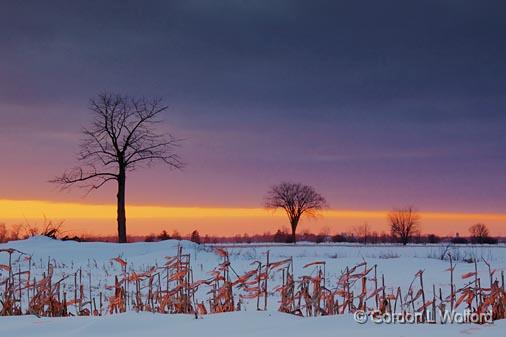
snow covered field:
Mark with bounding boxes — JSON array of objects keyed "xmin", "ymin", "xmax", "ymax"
[
  {"xmin": 2, "ymin": 311, "xmax": 505, "ymax": 337},
  {"xmin": 1, "ymin": 237, "xmax": 505, "ymax": 336}
]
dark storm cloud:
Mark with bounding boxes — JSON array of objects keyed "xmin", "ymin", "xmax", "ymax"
[
  {"xmin": 2, "ymin": 1, "xmax": 505, "ymax": 113},
  {"xmin": 1, "ymin": 0, "xmax": 506, "ymax": 211}
]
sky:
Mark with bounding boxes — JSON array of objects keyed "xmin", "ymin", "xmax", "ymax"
[{"xmin": 1, "ymin": 1, "xmax": 506, "ymax": 236}]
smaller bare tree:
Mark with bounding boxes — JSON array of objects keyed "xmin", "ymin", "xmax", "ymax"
[
  {"xmin": 469, "ymin": 223, "xmax": 490, "ymax": 244},
  {"xmin": 388, "ymin": 207, "xmax": 420, "ymax": 245},
  {"xmin": 264, "ymin": 182, "xmax": 327, "ymax": 243}
]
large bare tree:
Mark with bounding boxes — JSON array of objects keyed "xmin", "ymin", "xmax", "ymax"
[
  {"xmin": 265, "ymin": 182, "xmax": 327, "ymax": 243},
  {"xmin": 388, "ymin": 206, "xmax": 420, "ymax": 245},
  {"xmin": 52, "ymin": 93, "xmax": 183, "ymax": 243}
]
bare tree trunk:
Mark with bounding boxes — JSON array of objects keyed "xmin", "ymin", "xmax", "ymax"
[
  {"xmin": 290, "ymin": 219, "xmax": 298, "ymax": 244},
  {"xmin": 117, "ymin": 167, "xmax": 127, "ymax": 243}
]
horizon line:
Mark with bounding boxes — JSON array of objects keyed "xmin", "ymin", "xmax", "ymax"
[{"xmin": 2, "ymin": 198, "xmax": 506, "ymax": 221}]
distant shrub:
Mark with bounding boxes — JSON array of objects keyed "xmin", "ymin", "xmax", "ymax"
[
  {"xmin": 331, "ymin": 234, "xmax": 347, "ymax": 243},
  {"xmin": 451, "ymin": 236, "xmax": 469, "ymax": 244},
  {"xmin": 61, "ymin": 235, "xmax": 83, "ymax": 242},
  {"xmin": 315, "ymin": 234, "xmax": 325, "ymax": 244},
  {"xmin": 427, "ymin": 234, "xmax": 441, "ymax": 244},
  {"xmin": 473, "ymin": 236, "xmax": 498, "ymax": 245},
  {"xmin": 21, "ymin": 217, "xmax": 64, "ymax": 240},
  {"xmin": 144, "ymin": 234, "xmax": 157, "ymax": 242}
]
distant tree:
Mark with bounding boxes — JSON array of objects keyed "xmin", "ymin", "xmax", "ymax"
[
  {"xmin": 51, "ymin": 93, "xmax": 183, "ymax": 243},
  {"xmin": 273, "ymin": 229, "xmax": 289, "ymax": 243},
  {"xmin": 388, "ymin": 207, "xmax": 421, "ymax": 245},
  {"xmin": 379, "ymin": 231, "xmax": 390, "ymax": 243},
  {"xmin": 469, "ymin": 223, "xmax": 492, "ymax": 244},
  {"xmin": 369, "ymin": 231, "xmax": 379, "ymax": 244},
  {"xmin": 158, "ymin": 230, "xmax": 171, "ymax": 241},
  {"xmin": 316, "ymin": 226, "xmax": 331, "ymax": 244},
  {"xmin": 172, "ymin": 230, "xmax": 182, "ymax": 241},
  {"xmin": 9, "ymin": 224, "xmax": 23, "ymax": 241},
  {"xmin": 242, "ymin": 233, "xmax": 252, "ymax": 244},
  {"xmin": 190, "ymin": 230, "xmax": 201, "ymax": 244},
  {"xmin": 0, "ymin": 223, "xmax": 6, "ymax": 243},
  {"xmin": 300, "ymin": 229, "xmax": 313, "ymax": 242},
  {"xmin": 315, "ymin": 233, "xmax": 326, "ymax": 244},
  {"xmin": 353, "ymin": 222, "xmax": 370, "ymax": 245},
  {"xmin": 264, "ymin": 182, "xmax": 328, "ymax": 243}
]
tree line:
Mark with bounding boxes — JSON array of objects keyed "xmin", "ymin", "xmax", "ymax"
[{"xmin": 0, "ymin": 221, "xmax": 499, "ymax": 245}]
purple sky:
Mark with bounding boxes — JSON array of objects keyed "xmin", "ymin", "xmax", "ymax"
[{"xmin": 1, "ymin": 1, "xmax": 506, "ymax": 214}]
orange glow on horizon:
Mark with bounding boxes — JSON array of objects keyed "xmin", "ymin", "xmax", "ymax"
[{"xmin": 0, "ymin": 199, "xmax": 505, "ymax": 237}]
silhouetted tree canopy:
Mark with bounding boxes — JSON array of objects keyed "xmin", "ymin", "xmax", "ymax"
[
  {"xmin": 52, "ymin": 93, "xmax": 183, "ymax": 243},
  {"xmin": 469, "ymin": 223, "xmax": 495, "ymax": 244},
  {"xmin": 265, "ymin": 182, "xmax": 327, "ymax": 243},
  {"xmin": 388, "ymin": 207, "xmax": 421, "ymax": 245},
  {"xmin": 190, "ymin": 230, "xmax": 201, "ymax": 244}
]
